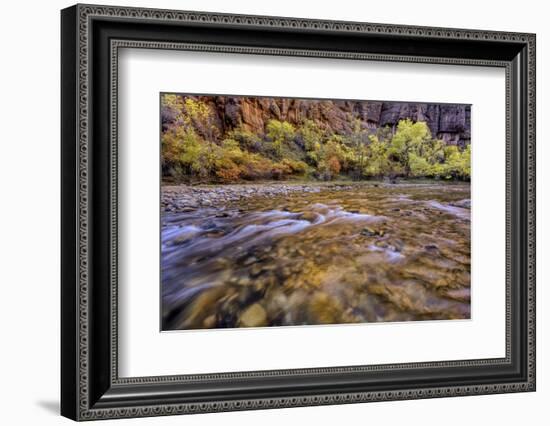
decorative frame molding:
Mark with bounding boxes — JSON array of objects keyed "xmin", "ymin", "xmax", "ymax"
[{"xmin": 61, "ymin": 4, "xmax": 536, "ymax": 421}]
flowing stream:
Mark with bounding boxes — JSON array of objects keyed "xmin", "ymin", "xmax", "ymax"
[{"xmin": 161, "ymin": 182, "xmax": 471, "ymax": 330}]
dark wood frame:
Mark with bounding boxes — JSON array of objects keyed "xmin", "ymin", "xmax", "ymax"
[{"xmin": 61, "ymin": 4, "xmax": 536, "ymax": 421}]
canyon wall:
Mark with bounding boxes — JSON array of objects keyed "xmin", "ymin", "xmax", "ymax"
[{"xmin": 163, "ymin": 95, "xmax": 471, "ymax": 147}]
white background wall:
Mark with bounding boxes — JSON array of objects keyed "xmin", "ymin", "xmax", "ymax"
[{"xmin": 0, "ymin": 0, "xmax": 546, "ymax": 424}]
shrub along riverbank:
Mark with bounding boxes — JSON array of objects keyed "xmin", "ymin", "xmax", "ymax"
[{"xmin": 161, "ymin": 96, "xmax": 470, "ymax": 184}]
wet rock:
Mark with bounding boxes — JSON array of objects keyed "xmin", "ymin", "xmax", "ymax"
[
  {"xmin": 264, "ymin": 289, "xmax": 288, "ymax": 318},
  {"xmin": 261, "ymin": 263, "xmax": 277, "ymax": 272},
  {"xmin": 444, "ymin": 287, "xmax": 471, "ymax": 302},
  {"xmin": 250, "ymin": 263, "xmax": 263, "ymax": 277},
  {"xmin": 388, "ymin": 244, "xmax": 402, "ymax": 253},
  {"xmin": 361, "ymin": 227, "xmax": 379, "ymax": 237},
  {"xmin": 217, "ymin": 311, "xmax": 238, "ymax": 328},
  {"xmin": 213, "ymin": 257, "xmax": 231, "ymax": 267},
  {"xmin": 276, "ymin": 266, "xmax": 293, "ymax": 279},
  {"xmin": 300, "ymin": 211, "xmax": 318, "ymax": 222},
  {"xmin": 202, "ymin": 315, "xmax": 216, "ymax": 328},
  {"xmin": 451, "ymin": 199, "xmax": 471, "ymax": 209},
  {"xmin": 307, "ymin": 292, "xmax": 343, "ymax": 324},
  {"xmin": 237, "ymin": 276, "xmax": 252, "ymax": 286},
  {"xmin": 236, "ymin": 285, "xmax": 261, "ymax": 305},
  {"xmin": 172, "ymin": 233, "xmax": 197, "ymax": 245},
  {"xmin": 243, "ymin": 256, "xmax": 258, "ymax": 266},
  {"xmin": 239, "ymin": 303, "xmax": 268, "ymax": 327},
  {"xmin": 177, "ymin": 287, "xmax": 226, "ymax": 329},
  {"xmin": 374, "ymin": 240, "xmax": 389, "ymax": 248}
]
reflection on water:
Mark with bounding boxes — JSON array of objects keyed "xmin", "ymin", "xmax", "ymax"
[{"xmin": 162, "ymin": 183, "xmax": 471, "ymax": 330}]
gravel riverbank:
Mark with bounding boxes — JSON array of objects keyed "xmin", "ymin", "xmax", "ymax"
[
  {"xmin": 161, "ymin": 182, "xmax": 360, "ymax": 213},
  {"xmin": 161, "ymin": 181, "xmax": 470, "ymax": 214}
]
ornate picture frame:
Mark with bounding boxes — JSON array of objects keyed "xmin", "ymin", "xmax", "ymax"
[{"xmin": 61, "ymin": 4, "xmax": 535, "ymax": 421}]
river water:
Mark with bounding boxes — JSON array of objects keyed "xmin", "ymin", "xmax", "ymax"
[{"xmin": 161, "ymin": 182, "xmax": 471, "ymax": 330}]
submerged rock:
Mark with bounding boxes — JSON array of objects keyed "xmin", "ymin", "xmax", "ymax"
[
  {"xmin": 236, "ymin": 276, "xmax": 251, "ymax": 286},
  {"xmin": 444, "ymin": 288, "xmax": 471, "ymax": 303},
  {"xmin": 307, "ymin": 292, "xmax": 344, "ymax": 324},
  {"xmin": 202, "ymin": 315, "xmax": 216, "ymax": 328},
  {"xmin": 181, "ymin": 206, "xmax": 197, "ymax": 212},
  {"xmin": 300, "ymin": 211, "xmax": 319, "ymax": 222},
  {"xmin": 361, "ymin": 227, "xmax": 379, "ymax": 237},
  {"xmin": 451, "ymin": 199, "xmax": 471, "ymax": 209},
  {"xmin": 243, "ymin": 256, "xmax": 258, "ymax": 266},
  {"xmin": 239, "ymin": 303, "xmax": 268, "ymax": 327}
]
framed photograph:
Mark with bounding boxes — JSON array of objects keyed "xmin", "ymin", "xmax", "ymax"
[{"xmin": 61, "ymin": 4, "xmax": 536, "ymax": 421}]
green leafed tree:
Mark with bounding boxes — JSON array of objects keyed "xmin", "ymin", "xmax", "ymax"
[
  {"xmin": 387, "ymin": 119, "xmax": 433, "ymax": 175},
  {"xmin": 363, "ymin": 135, "xmax": 391, "ymax": 178},
  {"xmin": 442, "ymin": 144, "xmax": 471, "ymax": 180},
  {"xmin": 298, "ymin": 120, "xmax": 325, "ymax": 167},
  {"xmin": 346, "ymin": 118, "xmax": 370, "ymax": 178},
  {"xmin": 266, "ymin": 120, "xmax": 296, "ymax": 159}
]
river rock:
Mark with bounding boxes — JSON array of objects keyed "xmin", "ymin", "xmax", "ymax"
[
  {"xmin": 444, "ymin": 287, "xmax": 471, "ymax": 303},
  {"xmin": 250, "ymin": 263, "xmax": 263, "ymax": 277},
  {"xmin": 172, "ymin": 233, "xmax": 196, "ymax": 245},
  {"xmin": 202, "ymin": 315, "xmax": 216, "ymax": 328},
  {"xmin": 237, "ymin": 276, "xmax": 251, "ymax": 286},
  {"xmin": 300, "ymin": 211, "xmax": 318, "ymax": 222},
  {"xmin": 307, "ymin": 292, "xmax": 343, "ymax": 324},
  {"xmin": 239, "ymin": 303, "xmax": 268, "ymax": 327},
  {"xmin": 451, "ymin": 199, "xmax": 471, "ymax": 209},
  {"xmin": 361, "ymin": 227, "xmax": 379, "ymax": 237},
  {"xmin": 243, "ymin": 256, "xmax": 258, "ymax": 266}
]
